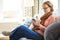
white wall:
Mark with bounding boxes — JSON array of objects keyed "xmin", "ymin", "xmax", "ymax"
[
  {"xmin": 0, "ymin": 0, "xmax": 24, "ymax": 23},
  {"xmin": 0, "ymin": 0, "xmax": 3, "ymax": 19},
  {"xmin": 58, "ymin": 0, "xmax": 60, "ymax": 17}
]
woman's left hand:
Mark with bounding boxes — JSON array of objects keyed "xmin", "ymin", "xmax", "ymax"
[{"xmin": 39, "ymin": 24, "xmax": 46, "ymax": 31}]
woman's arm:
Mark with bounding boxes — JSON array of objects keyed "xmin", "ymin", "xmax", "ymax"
[
  {"xmin": 39, "ymin": 24, "xmax": 46, "ymax": 30},
  {"xmin": 35, "ymin": 24, "xmax": 46, "ymax": 36}
]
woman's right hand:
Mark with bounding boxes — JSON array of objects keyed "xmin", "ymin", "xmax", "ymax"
[
  {"xmin": 35, "ymin": 20, "xmax": 40, "ymax": 26},
  {"xmin": 39, "ymin": 24, "xmax": 46, "ymax": 31}
]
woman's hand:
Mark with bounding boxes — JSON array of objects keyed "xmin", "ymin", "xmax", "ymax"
[
  {"xmin": 35, "ymin": 20, "xmax": 40, "ymax": 26},
  {"xmin": 39, "ymin": 24, "xmax": 46, "ymax": 31}
]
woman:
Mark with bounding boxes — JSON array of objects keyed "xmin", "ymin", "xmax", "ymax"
[
  {"xmin": 32, "ymin": 1, "xmax": 56, "ymax": 40},
  {"xmin": 10, "ymin": 1, "xmax": 55, "ymax": 40}
]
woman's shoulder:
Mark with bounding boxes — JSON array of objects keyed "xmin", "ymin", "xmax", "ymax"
[
  {"xmin": 44, "ymin": 15, "xmax": 56, "ymax": 26},
  {"xmin": 48, "ymin": 15, "xmax": 56, "ymax": 20}
]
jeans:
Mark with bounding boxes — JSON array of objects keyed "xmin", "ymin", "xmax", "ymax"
[
  {"xmin": 9, "ymin": 25, "xmax": 43, "ymax": 40},
  {"xmin": 44, "ymin": 22, "xmax": 60, "ymax": 40}
]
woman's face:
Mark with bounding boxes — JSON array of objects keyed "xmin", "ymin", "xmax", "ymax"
[{"xmin": 42, "ymin": 4, "xmax": 51, "ymax": 13}]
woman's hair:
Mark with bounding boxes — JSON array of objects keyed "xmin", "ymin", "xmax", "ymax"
[
  {"xmin": 43, "ymin": 1, "xmax": 53, "ymax": 12},
  {"xmin": 32, "ymin": 19, "xmax": 36, "ymax": 22}
]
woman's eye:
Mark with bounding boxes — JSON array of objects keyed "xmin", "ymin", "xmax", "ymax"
[{"xmin": 43, "ymin": 7, "xmax": 47, "ymax": 9}]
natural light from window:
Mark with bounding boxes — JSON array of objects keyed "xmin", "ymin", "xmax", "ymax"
[{"xmin": 0, "ymin": 0, "xmax": 24, "ymax": 23}]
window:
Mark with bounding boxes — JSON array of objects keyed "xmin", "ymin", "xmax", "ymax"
[
  {"xmin": 0, "ymin": 0, "xmax": 24, "ymax": 22},
  {"xmin": 0, "ymin": 0, "xmax": 34, "ymax": 23}
]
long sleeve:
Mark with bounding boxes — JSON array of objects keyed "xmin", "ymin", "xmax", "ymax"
[{"xmin": 44, "ymin": 15, "xmax": 56, "ymax": 27}]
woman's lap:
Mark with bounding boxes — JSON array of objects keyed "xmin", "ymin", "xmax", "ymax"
[{"xmin": 10, "ymin": 25, "xmax": 42, "ymax": 40}]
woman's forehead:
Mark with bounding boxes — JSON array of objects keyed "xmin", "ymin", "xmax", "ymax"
[{"xmin": 42, "ymin": 4, "xmax": 49, "ymax": 8}]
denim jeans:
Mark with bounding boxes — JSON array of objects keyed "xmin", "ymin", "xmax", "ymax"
[
  {"xmin": 44, "ymin": 22, "xmax": 60, "ymax": 40},
  {"xmin": 9, "ymin": 25, "xmax": 43, "ymax": 40}
]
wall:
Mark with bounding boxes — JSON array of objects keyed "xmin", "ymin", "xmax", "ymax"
[{"xmin": 58, "ymin": 0, "xmax": 60, "ymax": 17}]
